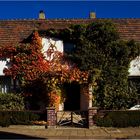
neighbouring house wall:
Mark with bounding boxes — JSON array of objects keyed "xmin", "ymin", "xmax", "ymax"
[{"xmin": 129, "ymin": 56, "xmax": 140, "ymax": 76}]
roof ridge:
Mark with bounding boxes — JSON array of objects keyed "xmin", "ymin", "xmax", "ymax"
[{"xmin": 1, "ymin": 18, "xmax": 140, "ymax": 21}]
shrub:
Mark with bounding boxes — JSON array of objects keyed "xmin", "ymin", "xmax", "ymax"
[
  {"xmin": 94, "ymin": 110, "xmax": 140, "ymax": 127},
  {"xmin": 94, "ymin": 114, "xmax": 113, "ymax": 127},
  {"xmin": 0, "ymin": 93, "xmax": 25, "ymax": 111},
  {"xmin": 0, "ymin": 111, "xmax": 11, "ymax": 127},
  {"xmin": 10, "ymin": 111, "xmax": 39, "ymax": 125},
  {"xmin": 112, "ymin": 114, "xmax": 129, "ymax": 127},
  {"xmin": 0, "ymin": 111, "xmax": 40, "ymax": 127}
]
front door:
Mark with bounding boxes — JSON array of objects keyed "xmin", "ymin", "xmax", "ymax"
[{"xmin": 64, "ymin": 82, "xmax": 80, "ymax": 111}]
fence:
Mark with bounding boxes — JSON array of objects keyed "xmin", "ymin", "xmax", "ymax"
[{"xmin": 0, "ymin": 107, "xmax": 99, "ymax": 128}]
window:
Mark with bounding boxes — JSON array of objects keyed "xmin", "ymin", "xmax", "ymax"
[
  {"xmin": 64, "ymin": 42, "xmax": 75, "ymax": 53},
  {"xmin": 0, "ymin": 76, "xmax": 11, "ymax": 93}
]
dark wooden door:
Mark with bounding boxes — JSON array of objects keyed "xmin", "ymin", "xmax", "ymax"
[{"xmin": 64, "ymin": 82, "xmax": 80, "ymax": 111}]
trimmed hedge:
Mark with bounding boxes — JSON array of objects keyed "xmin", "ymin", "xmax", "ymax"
[
  {"xmin": 0, "ymin": 111, "xmax": 40, "ymax": 127},
  {"xmin": 94, "ymin": 110, "xmax": 140, "ymax": 127}
]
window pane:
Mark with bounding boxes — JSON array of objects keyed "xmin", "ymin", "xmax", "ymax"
[
  {"xmin": 64, "ymin": 43, "xmax": 75, "ymax": 53},
  {"xmin": 0, "ymin": 76, "xmax": 11, "ymax": 93}
]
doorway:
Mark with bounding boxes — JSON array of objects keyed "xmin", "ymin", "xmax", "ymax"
[{"xmin": 64, "ymin": 82, "xmax": 80, "ymax": 111}]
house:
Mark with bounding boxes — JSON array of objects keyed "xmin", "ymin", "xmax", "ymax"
[{"xmin": 0, "ymin": 11, "xmax": 140, "ymax": 110}]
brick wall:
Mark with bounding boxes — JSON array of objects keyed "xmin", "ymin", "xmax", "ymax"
[
  {"xmin": 46, "ymin": 107, "xmax": 56, "ymax": 128},
  {"xmin": 88, "ymin": 107, "xmax": 98, "ymax": 128}
]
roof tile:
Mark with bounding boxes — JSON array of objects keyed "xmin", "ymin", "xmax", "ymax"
[{"xmin": 0, "ymin": 18, "xmax": 140, "ymax": 47}]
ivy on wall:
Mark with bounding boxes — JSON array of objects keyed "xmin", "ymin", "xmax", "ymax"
[
  {"xmin": 0, "ymin": 20, "xmax": 140, "ymax": 110},
  {"xmin": 0, "ymin": 31, "xmax": 90, "ymax": 110},
  {"xmin": 44, "ymin": 20, "xmax": 140, "ymax": 110}
]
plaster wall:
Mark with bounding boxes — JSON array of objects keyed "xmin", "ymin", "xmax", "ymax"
[
  {"xmin": 0, "ymin": 59, "xmax": 10, "ymax": 76},
  {"xmin": 42, "ymin": 37, "xmax": 63, "ymax": 60},
  {"xmin": 80, "ymin": 85, "xmax": 89, "ymax": 111},
  {"xmin": 129, "ymin": 56, "xmax": 140, "ymax": 76}
]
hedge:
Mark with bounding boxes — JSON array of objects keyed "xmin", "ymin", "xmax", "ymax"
[
  {"xmin": 0, "ymin": 111, "xmax": 40, "ymax": 127},
  {"xmin": 94, "ymin": 110, "xmax": 140, "ymax": 127}
]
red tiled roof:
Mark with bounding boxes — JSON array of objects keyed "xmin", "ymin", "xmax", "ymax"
[{"xmin": 0, "ymin": 18, "xmax": 140, "ymax": 47}]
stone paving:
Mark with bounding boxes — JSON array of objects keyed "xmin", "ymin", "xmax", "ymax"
[{"xmin": 0, "ymin": 125, "xmax": 140, "ymax": 139}]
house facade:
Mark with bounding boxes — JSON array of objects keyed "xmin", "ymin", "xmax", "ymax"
[{"xmin": 0, "ymin": 12, "xmax": 140, "ymax": 110}]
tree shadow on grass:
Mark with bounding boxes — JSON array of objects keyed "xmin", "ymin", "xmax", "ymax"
[{"xmin": 0, "ymin": 131, "xmax": 46, "ymax": 139}]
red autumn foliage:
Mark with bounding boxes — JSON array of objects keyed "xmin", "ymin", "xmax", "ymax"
[
  {"xmin": 0, "ymin": 31, "xmax": 89, "ymax": 92},
  {"xmin": 0, "ymin": 31, "xmax": 90, "ymax": 108}
]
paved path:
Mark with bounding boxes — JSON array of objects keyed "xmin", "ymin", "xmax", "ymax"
[{"xmin": 0, "ymin": 125, "xmax": 140, "ymax": 139}]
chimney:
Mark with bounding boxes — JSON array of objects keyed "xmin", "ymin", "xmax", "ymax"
[
  {"xmin": 89, "ymin": 12, "xmax": 96, "ymax": 19},
  {"xmin": 39, "ymin": 10, "xmax": 45, "ymax": 19}
]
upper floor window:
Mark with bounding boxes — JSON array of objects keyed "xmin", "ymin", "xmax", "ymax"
[
  {"xmin": 64, "ymin": 42, "xmax": 75, "ymax": 53},
  {"xmin": 0, "ymin": 76, "xmax": 11, "ymax": 93}
]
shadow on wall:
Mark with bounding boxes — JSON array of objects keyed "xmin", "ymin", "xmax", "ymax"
[{"xmin": 0, "ymin": 131, "xmax": 46, "ymax": 139}]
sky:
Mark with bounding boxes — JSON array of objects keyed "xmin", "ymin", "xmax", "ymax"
[{"xmin": 0, "ymin": 1, "xmax": 140, "ymax": 19}]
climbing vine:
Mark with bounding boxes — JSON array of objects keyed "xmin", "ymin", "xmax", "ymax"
[
  {"xmin": 1, "ymin": 20, "xmax": 140, "ymax": 110},
  {"xmin": 0, "ymin": 31, "xmax": 89, "ymax": 110},
  {"xmin": 44, "ymin": 20, "xmax": 140, "ymax": 110}
]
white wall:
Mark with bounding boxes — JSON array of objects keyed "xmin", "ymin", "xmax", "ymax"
[
  {"xmin": 0, "ymin": 59, "xmax": 11, "ymax": 93},
  {"xmin": 1, "ymin": 38, "xmax": 140, "ymax": 77},
  {"xmin": 42, "ymin": 37, "xmax": 140, "ymax": 76},
  {"xmin": 0, "ymin": 37, "xmax": 63, "ymax": 75},
  {"xmin": 0, "ymin": 59, "xmax": 10, "ymax": 76},
  {"xmin": 42, "ymin": 37, "xmax": 64, "ymax": 60},
  {"xmin": 80, "ymin": 85, "xmax": 89, "ymax": 111},
  {"xmin": 129, "ymin": 56, "xmax": 140, "ymax": 76}
]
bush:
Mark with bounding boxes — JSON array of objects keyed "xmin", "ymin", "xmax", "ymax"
[
  {"xmin": 10, "ymin": 111, "xmax": 39, "ymax": 125},
  {"xmin": 112, "ymin": 114, "xmax": 129, "ymax": 127},
  {"xmin": 94, "ymin": 114, "xmax": 113, "ymax": 127},
  {"xmin": 0, "ymin": 111, "xmax": 40, "ymax": 127},
  {"xmin": 0, "ymin": 93, "xmax": 25, "ymax": 110},
  {"xmin": 94, "ymin": 110, "xmax": 140, "ymax": 127},
  {"xmin": 0, "ymin": 112, "xmax": 11, "ymax": 127}
]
